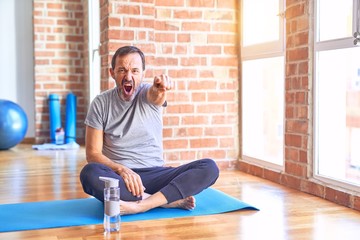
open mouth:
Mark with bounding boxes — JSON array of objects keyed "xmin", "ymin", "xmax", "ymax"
[
  {"xmin": 124, "ymin": 84, "xmax": 132, "ymax": 94},
  {"xmin": 122, "ymin": 79, "xmax": 134, "ymax": 98}
]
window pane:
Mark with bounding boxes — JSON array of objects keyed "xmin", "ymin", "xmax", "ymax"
[
  {"xmin": 316, "ymin": 47, "xmax": 360, "ymax": 186},
  {"xmin": 242, "ymin": 0, "xmax": 280, "ymax": 46},
  {"xmin": 242, "ymin": 57, "xmax": 284, "ymax": 165},
  {"xmin": 317, "ymin": 0, "xmax": 353, "ymax": 41}
]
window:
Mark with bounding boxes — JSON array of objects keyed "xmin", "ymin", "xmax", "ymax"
[
  {"xmin": 241, "ymin": 0, "xmax": 285, "ymax": 167},
  {"xmin": 315, "ymin": 0, "xmax": 360, "ymax": 188},
  {"xmin": 88, "ymin": 0, "xmax": 101, "ymax": 102}
]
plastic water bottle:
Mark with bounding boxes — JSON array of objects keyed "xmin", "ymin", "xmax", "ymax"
[
  {"xmin": 100, "ymin": 177, "xmax": 121, "ymax": 233},
  {"xmin": 55, "ymin": 127, "xmax": 64, "ymax": 145}
]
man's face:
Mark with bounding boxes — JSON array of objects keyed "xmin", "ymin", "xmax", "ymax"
[{"xmin": 110, "ymin": 53, "xmax": 144, "ymax": 101}]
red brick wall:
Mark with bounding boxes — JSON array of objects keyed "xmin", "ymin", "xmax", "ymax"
[
  {"xmin": 33, "ymin": 0, "xmax": 87, "ymax": 143},
  {"xmin": 238, "ymin": 0, "xmax": 360, "ymax": 211},
  {"xmin": 100, "ymin": 0, "xmax": 240, "ymax": 167}
]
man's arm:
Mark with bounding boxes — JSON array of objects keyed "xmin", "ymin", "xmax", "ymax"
[
  {"xmin": 85, "ymin": 125, "xmax": 144, "ymax": 197},
  {"xmin": 85, "ymin": 125, "xmax": 121, "ymax": 170},
  {"xmin": 147, "ymin": 74, "xmax": 172, "ymax": 106}
]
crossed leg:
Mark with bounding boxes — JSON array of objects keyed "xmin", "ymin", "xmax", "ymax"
[{"xmin": 119, "ymin": 192, "xmax": 196, "ymax": 215}]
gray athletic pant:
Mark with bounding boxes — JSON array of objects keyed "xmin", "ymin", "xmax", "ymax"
[{"xmin": 80, "ymin": 158, "xmax": 219, "ymax": 203}]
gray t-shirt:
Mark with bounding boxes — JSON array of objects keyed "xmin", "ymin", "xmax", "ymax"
[{"xmin": 85, "ymin": 83, "xmax": 164, "ymax": 168}]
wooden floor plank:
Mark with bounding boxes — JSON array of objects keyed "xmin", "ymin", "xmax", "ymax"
[{"xmin": 1, "ymin": 144, "xmax": 360, "ymax": 239}]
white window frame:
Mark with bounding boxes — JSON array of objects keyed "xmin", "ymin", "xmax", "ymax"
[
  {"xmin": 313, "ymin": 0, "xmax": 360, "ymax": 191},
  {"xmin": 240, "ymin": 0, "xmax": 286, "ymax": 170},
  {"xmin": 88, "ymin": 0, "xmax": 101, "ymax": 102},
  {"xmin": 241, "ymin": 0, "xmax": 285, "ymax": 60}
]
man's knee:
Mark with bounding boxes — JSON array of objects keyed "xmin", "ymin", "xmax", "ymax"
[
  {"xmin": 199, "ymin": 158, "xmax": 220, "ymax": 182},
  {"xmin": 80, "ymin": 163, "xmax": 101, "ymax": 183},
  {"xmin": 186, "ymin": 158, "xmax": 219, "ymax": 195}
]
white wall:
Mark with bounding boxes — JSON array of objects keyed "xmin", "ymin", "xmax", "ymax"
[{"xmin": 0, "ymin": 0, "xmax": 35, "ymax": 138}]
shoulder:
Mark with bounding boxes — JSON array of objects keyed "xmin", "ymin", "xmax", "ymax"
[
  {"xmin": 87, "ymin": 88, "xmax": 118, "ymax": 117},
  {"xmin": 92, "ymin": 88, "xmax": 117, "ymax": 104},
  {"xmin": 139, "ymin": 82, "xmax": 151, "ymax": 92}
]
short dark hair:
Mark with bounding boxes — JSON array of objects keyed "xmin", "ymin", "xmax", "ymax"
[{"xmin": 111, "ymin": 46, "xmax": 146, "ymax": 71}]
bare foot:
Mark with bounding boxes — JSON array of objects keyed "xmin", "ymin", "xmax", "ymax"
[
  {"xmin": 119, "ymin": 194, "xmax": 195, "ymax": 215},
  {"xmin": 120, "ymin": 200, "xmax": 143, "ymax": 215},
  {"xmin": 162, "ymin": 196, "xmax": 196, "ymax": 210}
]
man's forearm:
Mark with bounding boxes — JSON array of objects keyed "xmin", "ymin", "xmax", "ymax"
[
  {"xmin": 86, "ymin": 152, "xmax": 124, "ymax": 173},
  {"xmin": 147, "ymin": 85, "xmax": 166, "ymax": 106}
]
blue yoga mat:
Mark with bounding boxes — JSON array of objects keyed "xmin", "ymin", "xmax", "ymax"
[
  {"xmin": 0, "ymin": 188, "xmax": 258, "ymax": 232},
  {"xmin": 48, "ymin": 93, "xmax": 61, "ymax": 144},
  {"xmin": 65, "ymin": 92, "xmax": 77, "ymax": 143}
]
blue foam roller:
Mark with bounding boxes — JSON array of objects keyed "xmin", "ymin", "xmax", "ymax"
[
  {"xmin": 48, "ymin": 94, "xmax": 61, "ymax": 143},
  {"xmin": 65, "ymin": 92, "xmax": 77, "ymax": 143}
]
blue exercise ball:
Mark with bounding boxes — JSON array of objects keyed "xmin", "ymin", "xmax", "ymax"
[{"xmin": 0, "ymin": 99, "xmax": 28, "ymax": 150}]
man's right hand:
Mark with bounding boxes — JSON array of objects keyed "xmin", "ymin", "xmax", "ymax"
[{"xmin": 116, "ymin": 166, "xmax": 145, "ymax": 198}]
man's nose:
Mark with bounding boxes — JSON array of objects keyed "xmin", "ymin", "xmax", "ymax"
[{"xmin": 125, "ymin": 70, "xmax": 132, "ymax": 80}]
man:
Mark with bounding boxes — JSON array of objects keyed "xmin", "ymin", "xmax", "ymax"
[{"xmin": 80, "ymin": 46, "xmax": 219, "ymax": 215}]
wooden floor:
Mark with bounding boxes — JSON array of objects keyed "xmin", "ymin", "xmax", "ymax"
[{"xmin": 1, "ymin": 145, "xmax": 360, "ymax": 239}]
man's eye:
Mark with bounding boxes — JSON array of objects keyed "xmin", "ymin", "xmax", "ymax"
[{"xmin": 119, "ymin": 69, "xmax": 125, "ymax": 73}]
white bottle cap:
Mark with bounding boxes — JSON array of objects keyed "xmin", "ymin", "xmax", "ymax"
[{"xmin": 99, "ymin": 176, "xmax": 119, "ymax": 188}]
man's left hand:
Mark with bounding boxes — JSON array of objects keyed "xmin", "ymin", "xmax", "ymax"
[{"xmin": 153, "ymin": 74, "xmax": 173, "ymax": 92}]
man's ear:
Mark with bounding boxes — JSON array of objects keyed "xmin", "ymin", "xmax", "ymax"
[{"xmin": 109, "ymin": 67, "xmax": 115, "ymax": 79}]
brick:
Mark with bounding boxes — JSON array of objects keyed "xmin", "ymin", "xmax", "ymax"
[
  {"xmin": 198, "ymin": 149, "xmax": 227, "ymax": 159},
  {"xmin": 155, "ymin": 21, "xmax": 180, "ymax": 31},
  {"xmin": 163, "ymin": 116, "xmax": 180, "ymax": 125},
  {"xmin": 155, "ymin": 32, "xmax": 176, "ymax": 42},
  {"xmin": 286, "ymin": 119, "xmax": 308, "ymax": 134},
  {"xmin": 204, "ymin": 10, "xmax": 234, "ymax": 20},
  {"xmin": 219, "ymin": 137, "xmax": 236, "ymax": 148},
  {"xmin": 212, "ymin": 115, "xmax": 237, "ymax": 124},
  {"xmin": 285, "ymin": 133, "xmax": 302, "ymax": 148},
  {"xmin": 166, "ymin": 104, "xmax": 195, "ymax": 114},
  {"xmin": 280, "ymin": 174, "xmax": 301, "ymax": 190},
  {"xmin": 208, "ymin": 92, "xmax": 235, "ymax": 102},
  {"xmin": 354, "ymin": 196, "xmax": 360, "ymax": 211},
  {"xmin": 211, "ymin": 57, "xmax": 238, "ymax": 67},
  {"xmin": 295, "ymin": 91, "xmax": 306, "ymax": 104},
  {"xmin": 182, "ymin": 22, "xmax": 211, "ymax": 31},
  {"xmin": 285, "ymin": 161, "xmax": 307, "ymax": 178},
  {"xmin": 154, "ymin": 57, "xmax": 178, "ymax": 66},
  {"xmin": 163, "ymin": 139, "xmax": 188, "ymax": 149},
  {"xmin": 197, "ymin": 104, "xmax": 225, "ymax": 113},
  {"xmin": 285, "ymin": 148, "xmax": 299, "ymax": 161},
  {"xmin": 294, "ymin": 32, "xmax": 308, "ymax": 46},
  {"xmin": 287, "ymin": 47, "xmax": 308, "ymax": 62},
  {"xmin": 301, "ymin": 180, "xmax": 325, "ymax": 197},
  {"xmin": 286, "ymin": 3, "xmax": 305, "ymax": 19},
  {"xmin": 325, "ymin": 187, "xmax": 351, "ymax": 207},
  {"xmin": 156, "ymin": 0, "xmax": 184, "ymax": 7},
  {"xmin": 212, "ymin": 22, "xmax": 237, "ymax": 32},
  {"xmin": 180, "ymin": 151, "xmax": 197, "ymax": 160},
  {"xmin": 199, "ymin": 70, "xmax": 214, "ymax": 78},
  {"xmin": 264, "ymin": 169, "xmax": 282, "ymax": 184},
  {"xmin": 175, "ymin": 45, "xmax": 188, "ymax": 54},
  {"xmin": 115, "ymin": 5, "xmax": 140, "ymax": 15},
  {"xmin": 205, "ymin": 127, "xmax": 233, "ymax": 136},
  {"xmin": 208, "ymin": 33, "xmax": 236, "ymax": 44},
  {"xmin": 173, "ymin": 10, "xmax": 202, "ymax": 19},
  {"xmin": 194, "ymin": 46, "xmax": 221, "ymax": 54},
  {"xmin": 182, "ymin": 115, "xmax": 209, "ymax": 125},
  {"xmin": 180, "ymin": 57, "xmax": 206, "ymax": 66},
  {"xmin": 187, "ymin": 0, "xmax": 214, "ymax": 8},
  {"xmin": 177, "ymin": 34, "xmax": 190, "ymax": 42},
  {"xmin": 217, "ymin": 0, "xmax": 237, "ymax": 9},
  {"xmin": 190, "ymin": 138, "xmax": 218, "ymax": 148}
]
